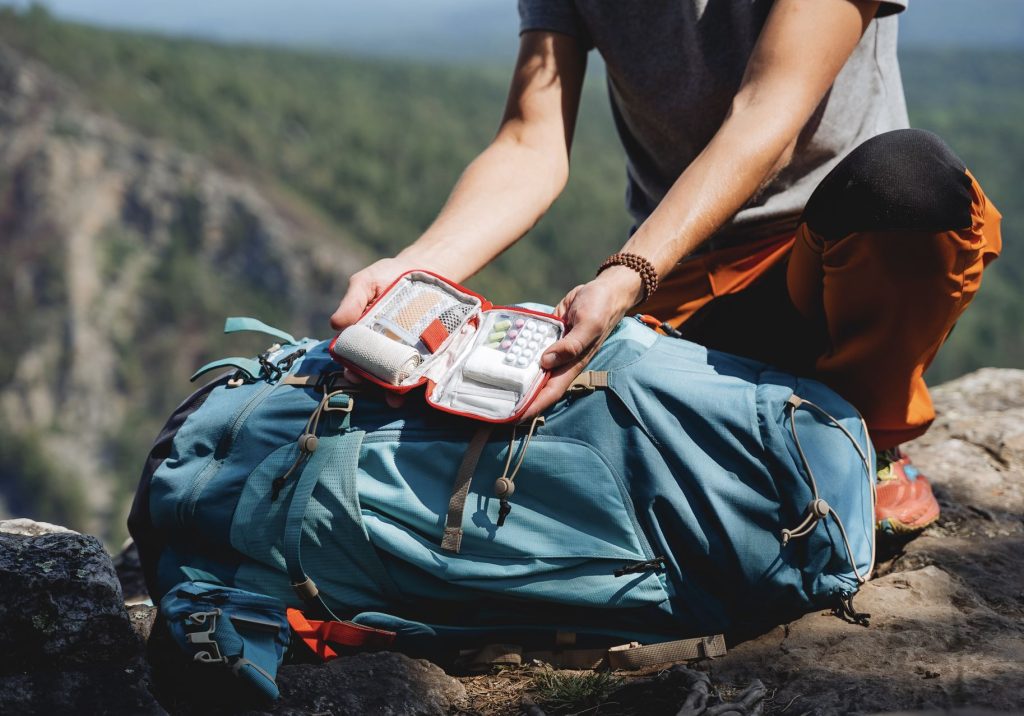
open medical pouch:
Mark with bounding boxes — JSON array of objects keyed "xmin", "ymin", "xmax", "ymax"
[{"xmin": 329, "ymin": 270, "xmax": 564, "ymax": 422}]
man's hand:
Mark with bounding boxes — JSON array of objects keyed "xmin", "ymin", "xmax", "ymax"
[
  {"xmin": 330, "ymin": 256, "xmax": 422, "ymax": 332},
  {"xmin": 331, "ymin": 256, "xmax": 424, "ymax": 408},
  {"xmin": 523, "ymin": 266, "xmax": 643, "ymax": 418}
]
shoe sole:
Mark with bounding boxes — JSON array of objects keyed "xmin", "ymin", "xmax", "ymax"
[{"xmin": 876, "ymin": 509, "xmax": 940, "ymax": 535}]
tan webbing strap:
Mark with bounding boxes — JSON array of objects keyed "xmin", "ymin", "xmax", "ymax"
[
  {"xmin": 524, "ymin": 648, "xmax": 610, "ymax": 670},
  {"xmin": 605, "ymin": 634, "xmax": 727, "ymax": 670},
  {"xmin": 465, "ymin": 634, "xmax": 726, "ymax": 672},
  {"xmin": 459, "ymin": 644, "xmax": 524, "ymax": 672},
  {"xmin": 282, "ymin": 374, "xmax": 319, "ymax": 386},
  {"xmin": 282, "ymin": 372, "xmax": 360, "ymax": 390},
  {"xmin": 441, "ymin": 425, "xmax": 495, "ymax": 553},
  {"xmin": 566, "ymin": 370, "xmax": 610, "ymax": 394}
]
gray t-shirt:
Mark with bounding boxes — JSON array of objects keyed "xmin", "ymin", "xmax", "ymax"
[{"xmin": 519, "ymin": 0, "xmax": 910, "ymax": 251}]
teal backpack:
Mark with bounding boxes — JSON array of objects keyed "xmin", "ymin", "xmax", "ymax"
[{"xmin": 129, "ymin": 313, "xmax": 876, "ymax": 666}]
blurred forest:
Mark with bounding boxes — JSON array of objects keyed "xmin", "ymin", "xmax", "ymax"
[{"xmin": 0, "ymin": 7, "xmax": 1019, "ymax": 537}]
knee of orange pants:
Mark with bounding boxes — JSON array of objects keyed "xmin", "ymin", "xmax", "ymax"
[{"xmin": 788, "ymin": 168, "xmax": 1001, "ymax": 449}]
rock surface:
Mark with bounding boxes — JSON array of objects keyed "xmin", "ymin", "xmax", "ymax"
[
  {"xmin": 709, "ymin": 368, "xmax": 1024, "ymax": 715},
  {"xmin": 0, "ymin": 524, "xmax": 165, "ymax": 714},
  {"xmin": 270, "ymin": 652, "xmax": 467, "ymax": 716},
  {"xmin": 148, "ymin": 649, "xmax": 467, "ymax": 716}
]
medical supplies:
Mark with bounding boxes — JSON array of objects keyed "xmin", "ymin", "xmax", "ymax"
[{"xmin": 329, "ymin": 270, "xmax": 564, "ymax": 422}]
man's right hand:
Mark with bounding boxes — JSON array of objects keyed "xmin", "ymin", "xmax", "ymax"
[{"xmin": 329, "ymin": 256, "xmax": 420, "ymax": 332}]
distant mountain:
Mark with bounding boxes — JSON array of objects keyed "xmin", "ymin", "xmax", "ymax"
[
  {"xmin": 2, "ymin": 0, "xmax": 1021, "ymax": 61},
  {"xmin": 0, "ymin": 32, "xmax": 368, "ymax": 540}
]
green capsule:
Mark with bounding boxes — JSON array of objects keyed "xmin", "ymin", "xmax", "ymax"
[
  {"xmin": 488, "ymin": 331, "xmax": 507, "ymax": 342},
  {"xmin": 493, "ymin": 319, "xmax": 512, "ymax": 331}
]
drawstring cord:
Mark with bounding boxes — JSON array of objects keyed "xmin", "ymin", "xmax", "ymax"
[
  {"xmin": 494, "ymin": 414, "xmax": 546, "ymax": 527},
  {"xmin": 270, "ymin": 389, "xmax": 348, "ymax": 502},
  {"xmin": 781, "ymin": 394, "xmax": 875, "ymax": 624}
]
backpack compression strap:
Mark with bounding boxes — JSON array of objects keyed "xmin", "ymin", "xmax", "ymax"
[
  {"xmin": 283, "ymin": 391, "xmax": 397, "ymax": 620},
  {"xmin": 567, "ymin": 371, "xmax": 610, "ymax": 394},
  {"xmin": 441, "ymin": 425, "xmax": 496, "ymax": 553},
  {"xmin": 463, "ymin": 634, "xmax": 726, "ymax": 671},
  {"xmin": 286, "ymin": 608, "xmax": 395, "ymax": 661}
]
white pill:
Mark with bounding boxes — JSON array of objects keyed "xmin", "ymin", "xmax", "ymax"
[
  {"xmin": 526, "ymin": 320, "xmax": 537, "ymax": 330},
  {"xmin": 520, "ymin": 330, "xmax": 532, "ymax": 340},
  {"xmin": 517, "ymin": 356, "xmax": 529, "ymax": 367},
  {"xmin": 504, "ymin": 353, "xmax": 516, "ymax": 364},
  {"xmin": 511, "ymin": 346, "xmax": 521, "ymax": 355},
  {"xmin": 528, "ymin": 341, "xmax": 539, "ymax": 350}
]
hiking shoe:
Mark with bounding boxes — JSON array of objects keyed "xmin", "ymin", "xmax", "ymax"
[{"xmin": 875, "ymin": 448, "xmax": 940, "ymax": 535}]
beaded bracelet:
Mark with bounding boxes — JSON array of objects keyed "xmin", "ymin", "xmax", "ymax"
[{"xmin": 596, "ymin": 252, "xmax": 659, "ymax": 305}]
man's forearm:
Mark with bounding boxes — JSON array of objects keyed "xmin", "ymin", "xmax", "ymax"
[
  {"xmin": 398, "ymin": 31, "xmax": 585, "ymax": 283},
  {"xmin": 398, "ymin": 136, "xmax": 567, "ymax": 283},
  {"xmin": 618, "ymin": 0, "xmax": 878, "ymax": 281},
  {"xmin": 619, "ymin": 103, "xmax": 801, "ymax": 280}
]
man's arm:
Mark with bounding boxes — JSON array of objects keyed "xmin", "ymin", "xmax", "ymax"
[
  {"xmin": 330, "ymin": 31, "xmax": 586, "ymax": 330},
  {"xmin": 617, "ymin": 0, "xmax": 882, "ymax": 280},
  {"xmin": 530, "ymin": 0, "xmax": 882, "ymax": 414}
]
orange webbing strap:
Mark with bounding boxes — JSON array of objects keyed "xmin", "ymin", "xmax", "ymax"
[
  {"xmin": 637, "ymin": 314, "xmax": 683, "ymax": 338},
  {"xmin": 286, "ymin": 608, "xmax": 396, "ymax": 661},
  {"xmin": 637, "ymin": 314, "xmax": 664, "ymax": 331}
]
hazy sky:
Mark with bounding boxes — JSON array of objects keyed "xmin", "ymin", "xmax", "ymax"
[{"xmin": 4, "ymin": 0, "xmax": 1022, "ymax": 59}]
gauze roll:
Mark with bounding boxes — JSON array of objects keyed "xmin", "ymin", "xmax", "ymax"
[
  {"xmin": 334, "ymin": 324, "xmax": 421, "ymax": 385},
  {"xmin": 462, "ymin": 347, "xmax": 539, "ymax": 394}
]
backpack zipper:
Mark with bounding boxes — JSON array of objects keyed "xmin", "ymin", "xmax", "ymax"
[{"xmin": 181, "ymin": 379, "xmax": 278, "ymax": 526}]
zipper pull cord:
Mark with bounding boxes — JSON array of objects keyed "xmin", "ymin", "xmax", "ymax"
[
  {"xmin": 614, "ymin": 556, "xmax": 667, "ymax": 578},
  {"xmin": 833, "ymin": 589, "xmax": 871, "ymax": 626},
  {"xmin": 782, "ymin": 396, "xmax": 873, "ymax": 587},
  {"xmin": 271, "ymin": 391, "xmax": 330, "ymax": 502},
  {"xmin": 495, "ymin": 414, "xmax": 545, "ymax": 528}
]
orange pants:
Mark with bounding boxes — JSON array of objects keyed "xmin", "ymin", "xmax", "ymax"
[{"xmin": 637, "ymin": 131, "xmax": 1002, "ymax": 449}]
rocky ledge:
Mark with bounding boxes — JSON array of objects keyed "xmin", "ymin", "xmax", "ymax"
[{"xmin": 1, "ymin": 368, "xmax": 1022, "ymax": 715}]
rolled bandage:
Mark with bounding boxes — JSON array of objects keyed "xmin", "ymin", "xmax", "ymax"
[
  {"xmin": 334, "ymin": 324, "xmax": 421, "ymax": 385},
  {"xmin": 462, "ymin": 347, "xmax": 539, "ymax": 394}
]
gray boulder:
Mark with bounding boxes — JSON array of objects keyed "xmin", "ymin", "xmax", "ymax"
[
  {"xmin": 0, "ymin": 520, "xmax": 165, "ymax": 714},
  {"xmin": 269, "ymin": 652, "xmax": 467, "ymax": 716}
]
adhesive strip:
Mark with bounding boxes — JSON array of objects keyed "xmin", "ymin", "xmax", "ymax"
[
  {"xmin": 394, "ymin": 290, "xmax": 442, "ymax": 331},
  {"xmin": 334, "ymin": 324, "xmax": 421, "ymax": 385}
]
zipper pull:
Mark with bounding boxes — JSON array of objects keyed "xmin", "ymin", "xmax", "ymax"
[
  {"xmin": 832, "ymin": 590, "xmax": 871, "ymax": 626},
  {"xmin": 270, "ymin": 476, "xmax": 287, "ymax": 502},
  {"xmin": 496, "ymin": 499, "xmax": 512, "ymax": 527},
  {"xmin": 614, "ymin": 556, "xmax": 667, "ymax": 577}
]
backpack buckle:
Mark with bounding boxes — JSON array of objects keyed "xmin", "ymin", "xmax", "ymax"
[
  {"xmin": 324, "ymin": 391, "xmax": 355, "ymax": 414},
  {"xmin": 185, "ymin": 609, "xmax": 228, "ymax": 664}
]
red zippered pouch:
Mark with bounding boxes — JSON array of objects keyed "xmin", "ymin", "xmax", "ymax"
[{"xmin": 328, "ymin": 270, "xmax": 564, "ymax": 423}]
